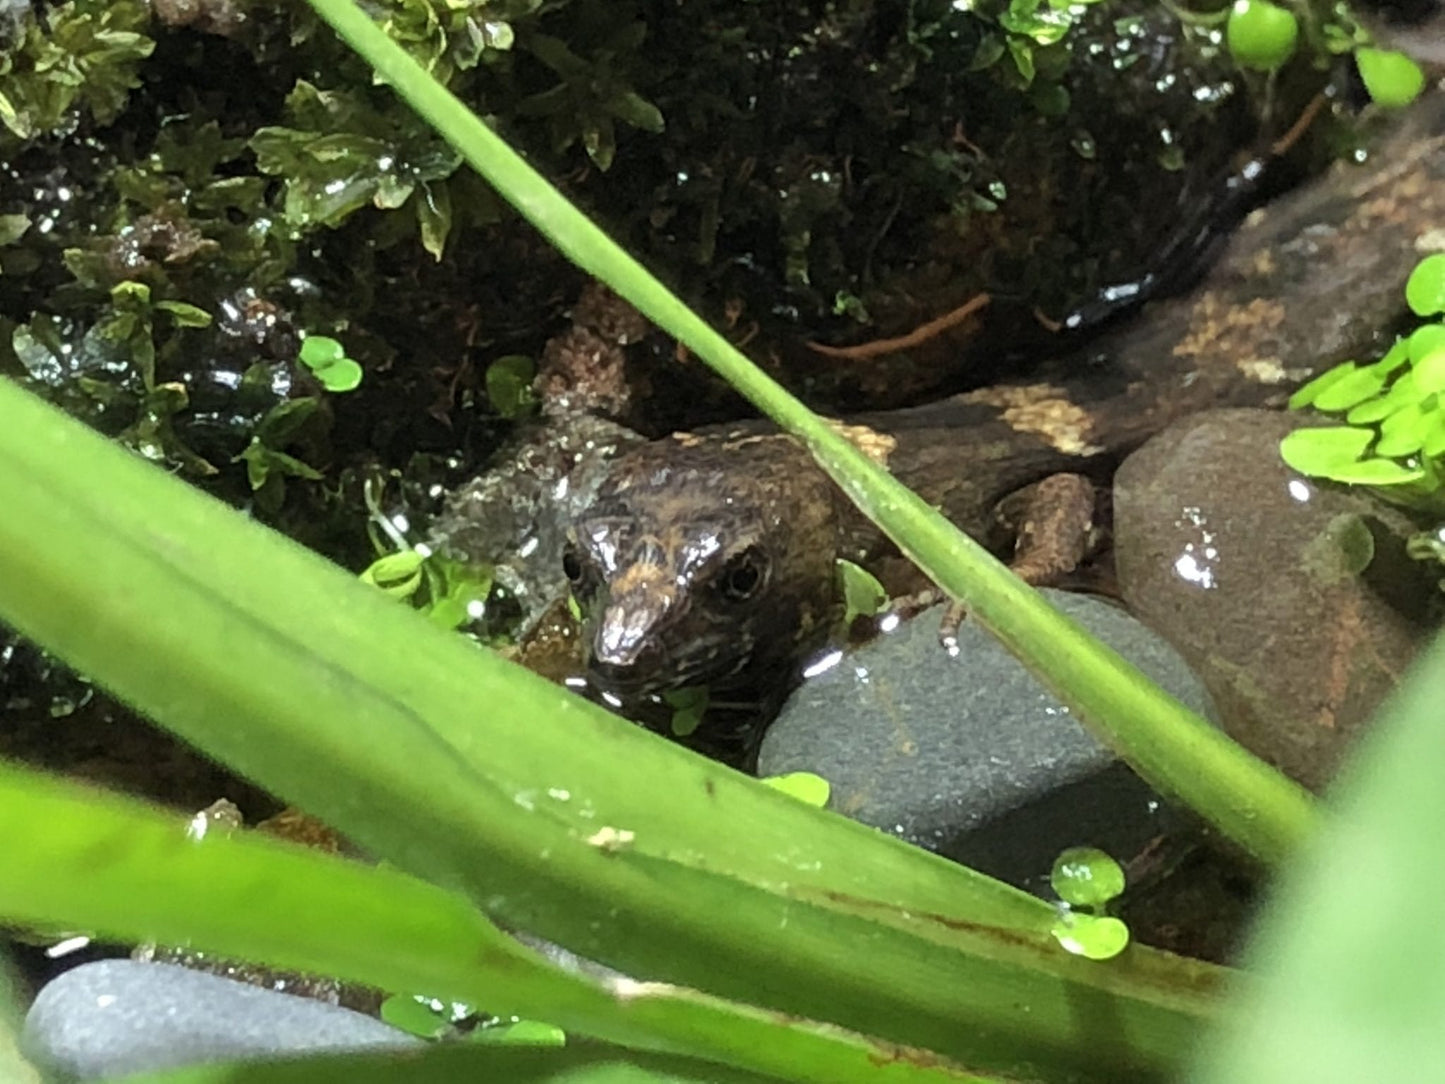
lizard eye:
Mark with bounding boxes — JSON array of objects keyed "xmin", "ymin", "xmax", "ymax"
[{"xmin": 718, "ymin": 547, "xmax": 769, "ymax": 602}]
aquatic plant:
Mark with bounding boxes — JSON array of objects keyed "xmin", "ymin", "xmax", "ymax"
[
  {"xmin": 0, "ymin": 1, "xmax": 1442, "ymax": 1081},
  {"xmin": 1283, "ymin": 253, "xmax": 1445, "ymax": 508}
]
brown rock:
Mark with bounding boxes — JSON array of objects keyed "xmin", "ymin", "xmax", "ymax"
[{"xmin": 1113, "ymin": 408, "xmax": 1438, "ymax": 790}]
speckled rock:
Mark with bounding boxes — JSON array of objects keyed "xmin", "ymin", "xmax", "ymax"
[
  {"xmin": 24, "ymin": 961, "xmax": 416, "ymax": 1080},
  {"xmin": 1113, "ymin": 408, "xmax": 1437, "ymax": 791},
  {"xmin": 757, "ymin": 589, "xmax": 1216, "ymax": 894}
]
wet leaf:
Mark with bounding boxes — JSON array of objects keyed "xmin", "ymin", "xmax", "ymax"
[
  {"xmin": 1279, "ymin": 426, "xmax": 1373, "ymax": 477},
  {"xmin": 1356, "ymin": 47, "xmax": 1426, "ymax": 109},
  {"xmin": 1310, "ymin": 365, "xmax": 1387, "ymax": 412},
  {"xmin": 837, "ymin": 559, "xmax": 887, "ymax": 624},
  {"xmin": 316, "ymin": 357, "xmax": 364, "ymax": 392},
  {"xmin": 1345, "ymin": 396, "xmax": 1399, "ymax": 425},
  {"xmin": 361, "ymin": 551, "xmax": 427, "ymax": 600},
  {"xmin": 1051, "ymin": 913, "xmax": 1130, "ymax": 960},
  {"xmin": 607, "ymin": 90, "xmax": 664, "ymax": 133},
  {"xmin": 1407, "ymin": 323, "xmax": 1445, "ymax": 363},
  {"xmin": 1226, "ymin": 0, "xmax": 1299, "ymax": 72},
  {"xmin": 1051, "ymin": 847, "xmax": 1125, "ymax": 908},
  {"xmin": 1375, "ymin": 403, "xmax": 1432, "ymax": 457},
  {"xmin": 300, "ymin": 335, "xmax": 347, "ymax": 369},
  {"xmin": 380, "ymin": 993, "xmax": 452, "ymax": 1039},
  {"xmin": 663, "ymin": 686, "xmax": 708, "ymax": 737},
  {"xmin": 1407, "ymin": 255, "xmax": 1445, "ymax": 318},
  {"xmin": 255, "ymin": 397, "xmax": 321, "ymax": 445},
  {"xmin": 1414, "ymin": 349, "xmax": 1445, "ymax": 396},
  {"xmin": 1318, "ymin": 458, "xmax": 1426, "ymax": 486},
  {"xmin": 0, "ymin": 215, "xmax": 30, "ymax": 247},
  {"xmin": 1288, "ymin": 362, "xmax": 1358, "ymax": 410},
  {"xmin": 1370, "ymin": 338, "xmax": 1411, "ymax": 377},
  {"xmin": 415, "ymin": 177, "xmax": 453, "ymax": 259},
  {"xmin": 485, "ymin": 355, "xmax": 537, "ymax": 418},
  {"xmin": 154, "ymin": 301, "xmax": 212, "ymax": 328}
]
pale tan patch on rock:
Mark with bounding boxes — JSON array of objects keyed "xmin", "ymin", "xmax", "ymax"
[
  {"xmin": 1415, "ymin": 227, "xmax": 1445, "ymax": 255},
  {"xmin": 1173, "ymin": 292, "xmax": 1288, "ymax": 382},
  {"xmin": 1250, "ymin": 249, "xmax": 1276, "ymax": 277},
  {"xmin": 1236, "ymin": 357, "xmax": 1294, "ymax": 384},
  {"xmin": 1356, "ymin": 170, "xmax": 1428, "ymax": 230},
  {"xmin": 962, "ymin": 383, "xmax": 1103, "ymax": 455},
  {"xmin": 720, "ymin": 432, "xmax": 784, "ymax": 452},
  {"xmin": 825, "ymin": 419, "xmax": 897, "ymax": 466},
  {"xmin": 671, "ymin": 431, "xmax": 706, "ymax": 448}
]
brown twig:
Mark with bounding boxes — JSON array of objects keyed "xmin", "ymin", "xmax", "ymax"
[
  {"xmin": 805, "ymin": 292, "xmax": 991, "ymax": 361},
  {"xmin": 1271, "ymin": 91, "xmax": 1328, "ymax": 158}
]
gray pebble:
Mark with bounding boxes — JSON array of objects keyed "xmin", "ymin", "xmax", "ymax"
[
  {"xmin": 24, "ymin": 960, "xmax": 417, "ymax": 1080},
  {"xmin": 758, "ymin": 589, "xmax": 1216, "ymax": 893}
]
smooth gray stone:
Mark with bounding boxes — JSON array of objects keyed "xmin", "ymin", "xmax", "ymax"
[
  {"xmin": 24, "ymin": 960, "xmax": 417, "ymax": 1080},
  {"xmin": 758, "ymin": 589, "xmax": 1216, "ymax": 893}
]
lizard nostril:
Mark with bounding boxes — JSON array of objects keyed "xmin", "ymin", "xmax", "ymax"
[{"xmin": 562, "ymin": 545, "xmax": 584, "ymax": 585}]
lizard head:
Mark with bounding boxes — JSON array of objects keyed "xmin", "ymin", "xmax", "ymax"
[{"xmin": 564, "ymin": 432, "xmax": 843, "ymax": 701}]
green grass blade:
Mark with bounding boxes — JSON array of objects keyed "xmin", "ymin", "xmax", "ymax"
[
  {"xmin": 1189, "ymin": 627, "xmax": 1445, "ymax": 1081},
  {"xmin": 0, "ymin": 952, "xmax": 44, "ymax": 1084},
  {"xmin": 117, "ymin": 1042, "xmax": 813, "ymax": 1083},
  {"xmin": 0, "ymin": 371, "xmax": 1221, "ymax": 1080},
  {"xmin": 0, "ymin": 760, "xmax": 987, "ymax": 1084},
  {"xmin": 301, "ymin": 0, "xmax": 1316, "ymax": 865}
]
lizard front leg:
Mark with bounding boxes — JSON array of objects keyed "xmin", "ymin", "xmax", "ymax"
[{"xmin": 938, "ymin": 472, "xmax": 1103, "ymax": 653}]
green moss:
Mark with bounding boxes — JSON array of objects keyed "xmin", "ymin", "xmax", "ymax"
[{"xmin": 0, "ymin": 0, "xmax": 154, "ymax": 144}]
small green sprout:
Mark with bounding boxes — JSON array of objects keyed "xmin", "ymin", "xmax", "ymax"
[
  {"xmin": 484, "ymin": 354, "xmax": 538, "ymax": 418},
  {"xmin": 298, "ymin": 334, "xmax": 364, "ymax": 392},
  {"xmin": 1048, "ymin": 847, "xmax": 1130, "ymax": 961},
  {"xmin": 380, "ymin": 997, "xmax": 564, "ymax": 1046},
  {"xmin": 360, "ymin": 549, "xmax": 492, "ymax": 629},
  {"xmin": 837, "ymin": 559, "xmax": 888, "ymax": 625},
  {"xmin": 1282, "ymin": 254, "xmax": 1445, "ymax": 510},
  {"xmin": 1051, "ymin": 846, "xmax": 1126, "ymax": 908},
  {"xmin": 1406, "ymin": 254, "xmax": 1445, "ymax": 318},
  {"xmin": 760, "ymin": 772, "xmax": 831, "ymax": 808},
  {"xmin": 379, "ymin": 993, "xmax": 454, "ymax": 1039},
  {"xmin": 1355, "ymin": 47, "xmax": 1427, "ymax": 110},
  {"xmin": 663, "ymin": 686, "xmax": 709, "ymax": 737},
  {"xmin": 1225, "ymin": 0, "xmax": 1299, "ymax": 72}
]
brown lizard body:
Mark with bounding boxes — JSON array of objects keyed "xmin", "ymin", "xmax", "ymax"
[{"xmin": 562, "ymin": 96, "xmax": 1445, "ymax": 706}]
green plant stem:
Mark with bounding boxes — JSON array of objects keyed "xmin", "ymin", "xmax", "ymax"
[
  {"xmin": 304, "ymin": 0, "xmax": 1318, "ymax": 865},
  {"xmin": 0, "ymin": 761, "xmax": 985, "ymax": 1084}
]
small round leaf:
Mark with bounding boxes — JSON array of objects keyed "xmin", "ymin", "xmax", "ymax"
[
  {"xmin": 1310, "ymin": 365, "xmax": 1387, "ymax": 412},
  {"xmin": 1288, "ymin": 362, "xmax": 1358, "ymax": 411},
  {"xmin": 1406, "ymin": 255, "xmax": 1445, "ymax": 318},
  {"xmin": 1370, "ymin": 338, "xmax": 1411, "ymax": 377},
  {"xmin": 1321, "ymin": 458, "xmax": 1426, "ymax": 486},
  {"xmin": 1051, "ymin": 913, "xmax": 1131, "ymax": 960},
  {"xmin": 1226, "ymin": 0, "xmax": 1299, "ymax": 71},
  {"xmin": 1415, "ymin": 349, "xmax": 1445, "ymax": 395},
  {"xmin": 299, "ymin": 335, "xmax": 345, "ymax": 369},
  {"xmin": 1279, "ymin": 426, "xmax": 1373, "ymax": 477},
  {"xmin": 316, "ymin": 357, "xmax": 363, "ymax": 392},
  {"xmin": 1356, "ymin": 48, "xmax": 1426, "ymax": 110},
  {"xmin": 1050, "ymin": 847, "xmax": 1126, "ymax": 908}
]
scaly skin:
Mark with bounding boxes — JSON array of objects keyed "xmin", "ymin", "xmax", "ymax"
[{"xmin": 565, "ymin": 99, "xmax": 1445, "ymax": 704}]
